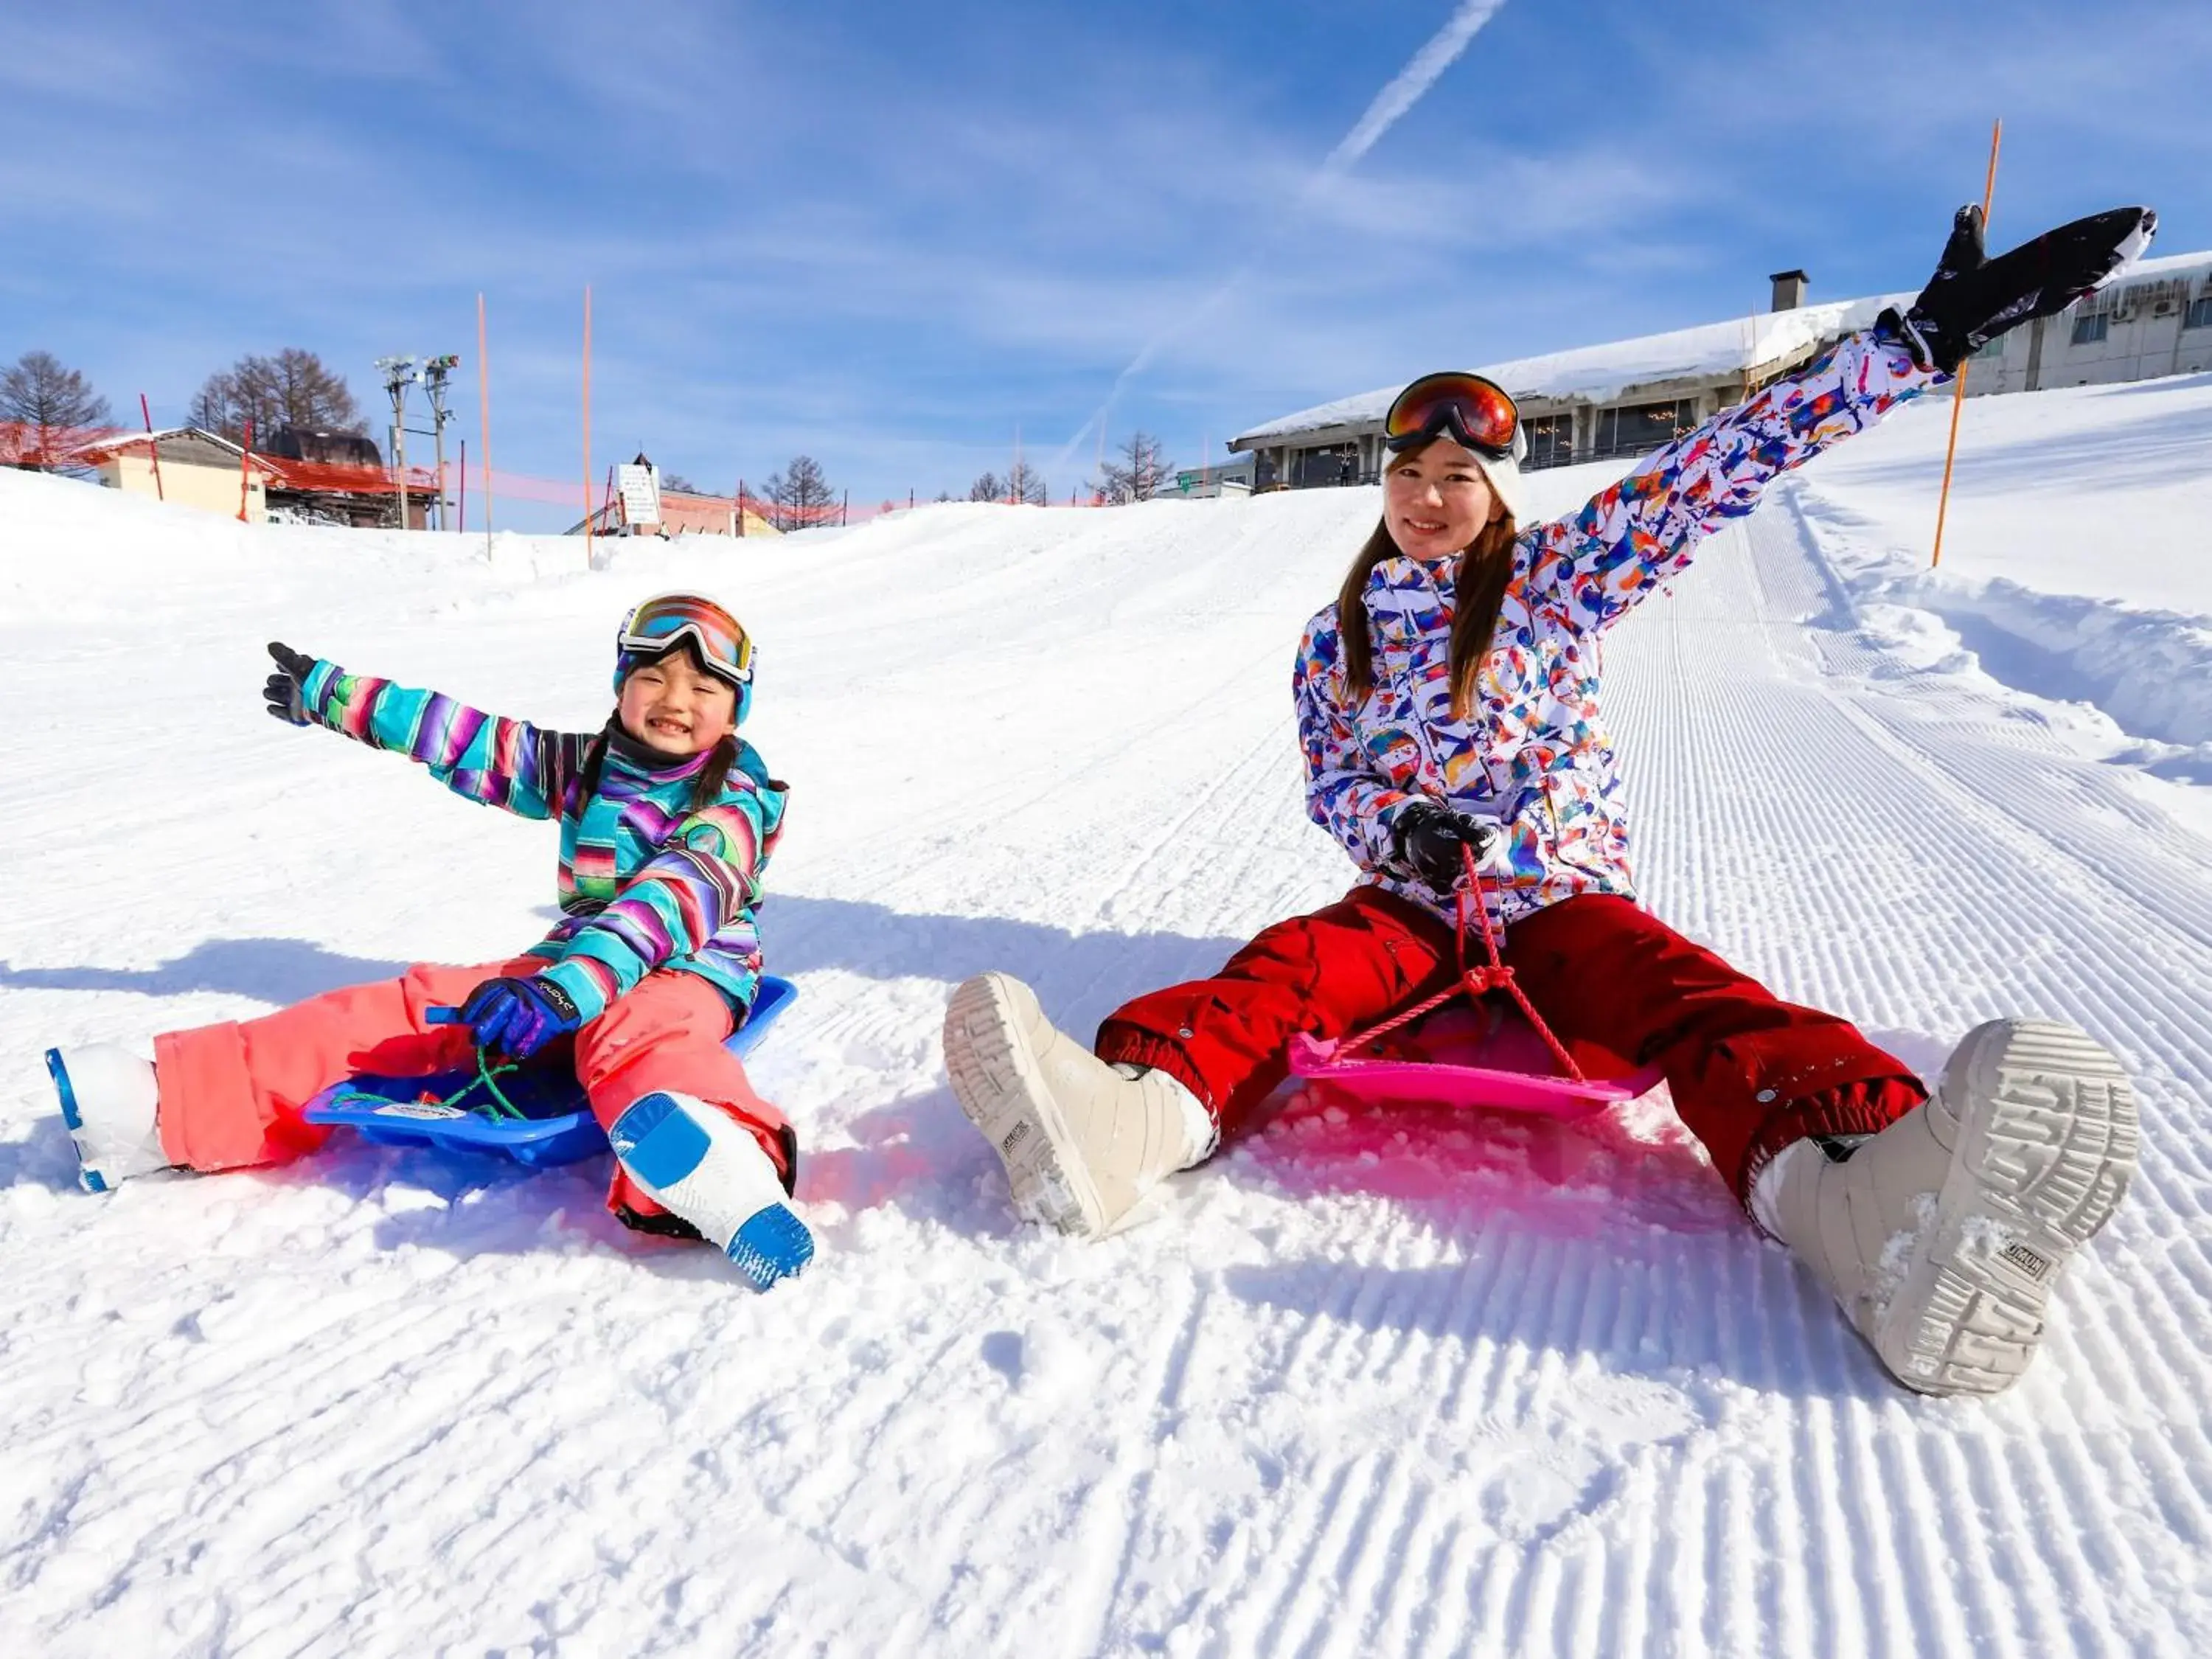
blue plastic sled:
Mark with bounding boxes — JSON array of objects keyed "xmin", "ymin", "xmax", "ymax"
[{"xmin": 302, "ymin": 975, "xmax": 799, "ymax": 1169}]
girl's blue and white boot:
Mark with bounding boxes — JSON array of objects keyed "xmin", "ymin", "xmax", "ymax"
[
  {"xmin": 607, "ymin": 1091, "xmax": 813, "ymax": 1290},
  {"xmin": 48, "ymin": 1045, "xmax": 170, "ymax": 1193}
]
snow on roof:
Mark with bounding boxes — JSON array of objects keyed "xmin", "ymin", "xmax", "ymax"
[
  {"xmin": 2110, "ymin": 247, "xmax": 2212, "ymax": 281},
  {"xmin": 1234, "ymin": 292, "xmax": 1912, "ymax": 446},
  {"xmin": 1234, "ymin": 246, "xmax": 2212, "ymax": 448}
]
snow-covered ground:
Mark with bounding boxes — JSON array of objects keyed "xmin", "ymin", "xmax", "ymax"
[{"xmin": 4, "ymin": 374, "xmax": 2211, "ymax": 1657}]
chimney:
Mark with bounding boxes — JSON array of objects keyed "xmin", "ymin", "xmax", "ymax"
[{"xmin": 1770, "ymin": 268, "xmax": 1809, "ymax": 312}]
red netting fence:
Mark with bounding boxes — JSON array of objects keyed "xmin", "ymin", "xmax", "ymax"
[{"xmin": 5, "ymin": 421, "xmax": 1117, "ymax": 532}]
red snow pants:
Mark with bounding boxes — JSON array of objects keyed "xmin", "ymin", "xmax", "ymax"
[
  {"xmin": 1094, "ymin": 885, "xmax": 1927, "ymax": 1205},
  {"xmin": 153, "ymin": 958, "xmax": 791, "ymax": 1231}
]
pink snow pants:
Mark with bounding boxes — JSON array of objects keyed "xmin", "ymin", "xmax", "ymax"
[
  {"xmin": 153, "ymin": 958, "xmax": 790, "ymax": 1229},
  {"xmin": 1096, "ymin": 885, "xmax": 1927, "ymax": 1206}
]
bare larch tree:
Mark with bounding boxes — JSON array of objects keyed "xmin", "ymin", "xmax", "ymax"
[
  {"xmin": 1, "ymin": 350, "xmax": 114, "ymax": 469},
  {"xmin": 192, "ymin": 349, "xmax": 364, "ymax": 446},
  {"xmin": 765, "ymin": 455, "xmax": 838, "ymax": 530},
  {"xmin": 1096, "ymin": 431, "xmax": 1173, "ymax": 504}
]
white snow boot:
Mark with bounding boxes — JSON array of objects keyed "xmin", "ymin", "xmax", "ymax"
[
  {"xmin": 48, "ymin": 1045, "xmax": 170, "ymax": 1193},
  {"xmin": 942, "ymin": 972, "xmax": 1215, "ymax": 1238},
  {"xmin": 1753, "ymin": 1018, "xmax": 2137, "ymax": 1398},
  {"xmin": 606, "ymin": 1092, "xmax": 813, "ymax": 1290}
]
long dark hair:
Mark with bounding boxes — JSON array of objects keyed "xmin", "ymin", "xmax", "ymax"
[{"xmin": 1335, "ymin": 459, "xmax": 1519, "ymax": 721}]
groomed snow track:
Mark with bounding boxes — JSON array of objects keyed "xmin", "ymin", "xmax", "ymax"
[{"xmin": 1, "ymin": 451, "xmax": 2207, "ymax": 1657}]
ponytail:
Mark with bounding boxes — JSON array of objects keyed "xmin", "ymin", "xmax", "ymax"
[
  {"xmin": 1335, "ymin": 512, "xmax": 1520, "ymax": 722},
  {"xmin": 690, "ymin": 734, "xmax": 740, "ymax": 811}
]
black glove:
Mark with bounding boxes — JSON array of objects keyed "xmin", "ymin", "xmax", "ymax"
[
  {"xmin": 1391, "ymin": 799, "xmax": 1500, "ymax": 897},
  {"xmin": 1881, "ymin": 204, "xmax": 2155, "ymax": 374},
  {"xmin": 264, "ymin": 641, "xmax": 316, "ymax": 726}
]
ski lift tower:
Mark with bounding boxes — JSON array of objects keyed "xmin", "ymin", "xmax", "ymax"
[
  {"xmin": 421, "ymin": 353, "xmax": 461, "ymax": 530},
  {"xmin": 377, "ymin": 355, "xmax": 420, "ymax": 529}
]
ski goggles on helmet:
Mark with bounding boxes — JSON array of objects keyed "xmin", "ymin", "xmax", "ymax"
[
  {"xmin": 615, "ymin": 592, "xmax": 754, "ymax": 686},
  {"xmin": 1382, "ymin": 371, "xmax": 1520, "ymax": 459}
]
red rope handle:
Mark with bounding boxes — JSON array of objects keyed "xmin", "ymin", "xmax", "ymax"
[{"xmin": 1332, "ymin": 841, "xmax": 1587, "ymax": 1084}]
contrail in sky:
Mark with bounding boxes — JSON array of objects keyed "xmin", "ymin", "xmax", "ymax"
[
  {"xmin": 1317, "ymin": 0, "xmax": 1510, "ymax": 184},
  {"xmin": 1058, "ymin": 0, "xmax": 1512, "ymax": 476}
]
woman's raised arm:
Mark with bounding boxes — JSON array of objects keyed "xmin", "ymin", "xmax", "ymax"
[
  {"xmin": 1531, "ymin": 328, "xmax": 1935, "ymax": 632},
  {"xmin": 1530, "ymin": 202, "xmax": 2153, "ymax": 633}
]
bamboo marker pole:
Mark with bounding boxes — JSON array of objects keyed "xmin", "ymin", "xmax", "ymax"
[
  {"xmin": 582, "ymin": 285, "xmax": 594, "ymax": 563},
  {"xmin": 477, "ymin": 293, "xmax": 493, "ymax": 554},
  {"xmin": 139, "ymin": 394, "xmax": 164, "ymax": 501},
  {"xmin": 1931, "ymin": 118, "xmax": 2003, "ymax": 571}
]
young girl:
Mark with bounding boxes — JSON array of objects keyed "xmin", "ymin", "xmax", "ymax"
[
  {"xmin": 943, "ymin": 204, "xmax": 2153, "ymax": 1396},
  {"xmin": 52, "ymin": 591, "xmax": 813, "ymax": 1290}
]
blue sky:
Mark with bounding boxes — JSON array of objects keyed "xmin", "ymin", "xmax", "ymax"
[{"xmin": 4, "ymin": 1, "xmax": 2208, "ymax": 524}]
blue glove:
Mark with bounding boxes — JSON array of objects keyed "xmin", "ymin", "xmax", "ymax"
[{"xmin": 458, "ymin": 975, "xmax": 582, "ymax": 1059}]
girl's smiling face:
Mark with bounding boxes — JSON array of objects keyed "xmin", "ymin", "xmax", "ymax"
[
  {"xmin": 616, "ymin": 647, "xmax": 740, "ymax": 758},
  {"xmin": 1382, "ymin": 436, "xmax": 1500, "ymax": 563}
]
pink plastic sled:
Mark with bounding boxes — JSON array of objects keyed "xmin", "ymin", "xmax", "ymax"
[{"xmin": 1288, "ymin": 849, "xmax": 1662, "ymax": 1122}]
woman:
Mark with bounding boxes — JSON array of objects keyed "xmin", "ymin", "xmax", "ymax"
[{"xmin": 942, "ymin": 204, "xmax": 2154, "ymax": 1397}]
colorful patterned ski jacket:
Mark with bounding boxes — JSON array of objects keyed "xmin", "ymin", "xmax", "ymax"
[
  {"xmin": 297, "ymin": 659, "xmax": 786, "ymax": 1024},
  {"xmin": 1296, "ymin": 327, "xmax": 1941, "ymax": 927}
]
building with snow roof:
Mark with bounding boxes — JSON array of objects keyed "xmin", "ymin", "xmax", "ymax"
[
  {"xmin": 90, "ymin": 426, "xmax": 440, "ymax": 526},
  {"xmin": 89, "ymin": 428, "xmax": 273, "ymax": 520},
  {"xmin": 1232, "ymin": 251, "xmax": 2212, "ymax": 490}
]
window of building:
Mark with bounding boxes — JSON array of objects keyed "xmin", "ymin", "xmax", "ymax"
[
  {"xmin": 1592, "ymin": 399, "xmax": 1695, "ymax": 459},
  {"xmin": 1292, "ymin": 445, "xmax": 1361, "ymax": 490},
  {"xmin": 2070, "ymin": 311, "xmax": 2110, "ymax": 347},
  {"xmin": 2185, "ymin": 295, "xmax": 2212, "ymax": 331},
  {"xmin": 1974, "ymin": 334, "xmax": 2007, "ymax": 360},
  {"xmin": 1522, "ymin": 414, "xmax": 1573, "ymax": 469}
]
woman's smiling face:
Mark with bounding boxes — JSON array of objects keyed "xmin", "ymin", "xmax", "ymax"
[{"xmin": 1382, "ymin": 436, "xmax": 1498, "ymax": 563}]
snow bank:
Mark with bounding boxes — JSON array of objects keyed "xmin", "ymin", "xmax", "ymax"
[{"xmin": 1784, "ymin": 372, "xmax": 2212, "ymax": 776}]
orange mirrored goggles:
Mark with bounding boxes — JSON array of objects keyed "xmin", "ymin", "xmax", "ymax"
[
  {"xmin": 616, "ymin": 592, "xmax": 754, "ymax": 685},
  {"xmin": 1382, "ymin": 371, "xmax": 1520, "ymax": 459}
]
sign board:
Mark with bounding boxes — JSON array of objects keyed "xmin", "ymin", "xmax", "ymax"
[{"xmin": 616, "ymin": 463, "xmax": 662, "ymax": 528}]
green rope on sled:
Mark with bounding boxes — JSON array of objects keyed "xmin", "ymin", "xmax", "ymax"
[{"xmin": 431, "ymin": 1045, "xmax": 529, "ymax": 1121}]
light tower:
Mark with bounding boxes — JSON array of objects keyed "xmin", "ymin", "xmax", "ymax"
[
  {"xmin": 377, "ymin": 355, "xmax": 420, "ymax": 528},
  {"xmin": 421, "ymin": 353, "xmax": 460, "ymax": 530}
]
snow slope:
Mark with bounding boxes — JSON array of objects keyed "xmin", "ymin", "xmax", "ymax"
[{"xmin": 3, "ymin": 377, "xmax": 2211, "ymax": 1658}]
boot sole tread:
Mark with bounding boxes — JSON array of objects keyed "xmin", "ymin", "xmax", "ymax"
[
  {"xmin": 1877, "ymin": 1020, "xmax": 2138, "ymax": 1397},
  {"xmin": 942, "ymin": 975, "xmax": 1105, "ymax": 1237}
]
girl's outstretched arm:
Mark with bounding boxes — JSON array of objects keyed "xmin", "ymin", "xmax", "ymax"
[
  {"xmin": 289, "ymin": 653, "xmax": 590, "ymax": 820},
  {"xmin": 1530, "ymin": 327, "xmax": 1937, "ymax": 631},
  {"xmin": 1535, "ymin": 201, "xmax": 2154, "ymax": 633},
  {"xmin": 535, "ymin": 785, "xmax": 783, "ymax": 1024},
  {"xmin": 1296, "ymin": 608, "xmax": 1416, "ymax": 874}
]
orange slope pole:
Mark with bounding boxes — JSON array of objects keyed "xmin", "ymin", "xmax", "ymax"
[
  {"xmin": 1931, "ymin": 118, "xmax": 2003, "ymax": 571},
  {"xmin": 139, "ymin": 393, "xmax": 164, "ymax": 501},
  {"xmin": 582, "ymin": 285, "xmax": 594, "ymax": 561}
]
